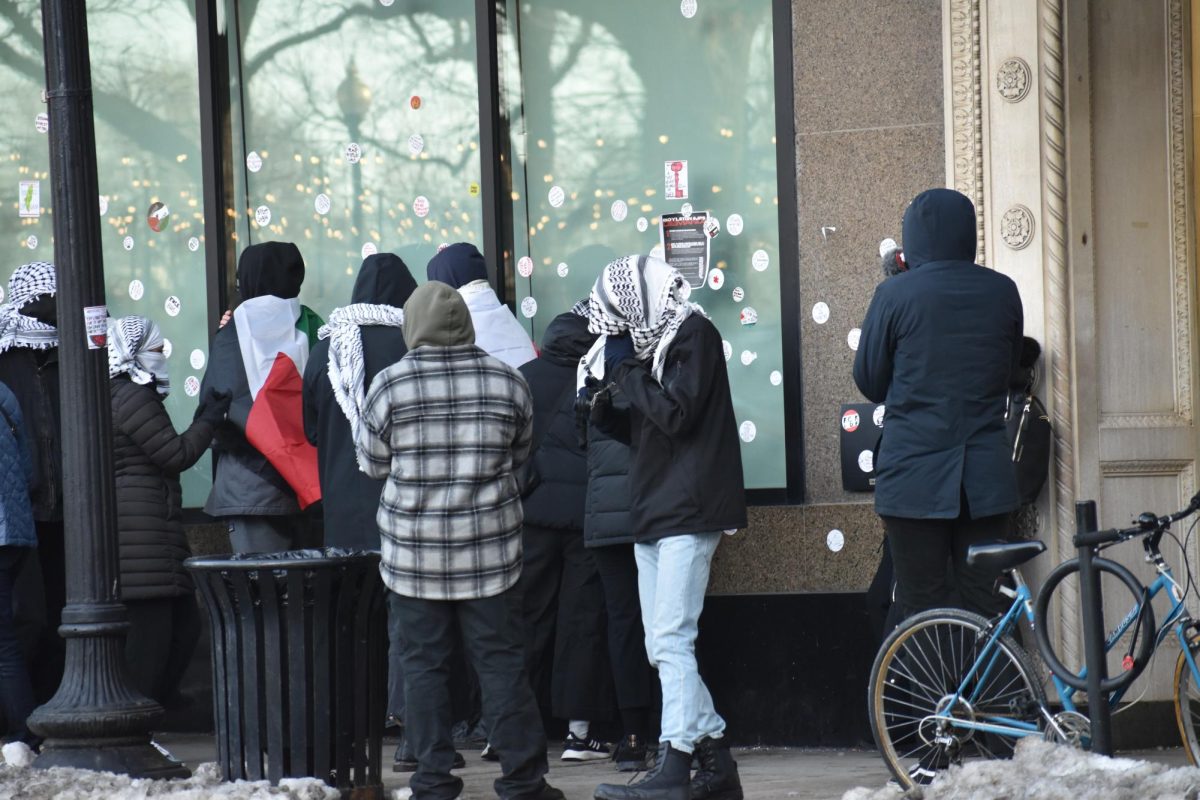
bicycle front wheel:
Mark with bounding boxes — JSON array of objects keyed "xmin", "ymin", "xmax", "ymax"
[
  {"xmin": 1174, "ymin": 643, "xmax": 1200, "ymax": 765},
  {"xmin": 869, "ymin": 608, "xmax": 1047, "ymax": 790}
]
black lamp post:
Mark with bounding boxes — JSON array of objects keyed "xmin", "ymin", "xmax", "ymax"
[
  {"xmin": 28, "ymin": 0, "xmax": 187, "ymax": 778},
  {"xmin": 337, "ymin": 59, "xmax": 372, "ymax": 252}
]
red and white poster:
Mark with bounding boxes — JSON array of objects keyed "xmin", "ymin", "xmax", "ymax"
[{"xmin": 664, "ymin": 160, "xmax": 688, "ymax": 200}]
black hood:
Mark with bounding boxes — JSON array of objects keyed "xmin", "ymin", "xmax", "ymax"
[
  {"xmin": 539, "ymin": 312, "xmax": 596, "ymax": 367},
  {"xmin": 426, "ymin": 243, "xmax": 488, "ymax": 289},
  {"xmin": 351, "ymin": 253, "xmax": 418, "ymax": 307},
  {"xmin": 237, "ymin": 242, "xmax": 305, "ymax": 300},
  {"xmin": 901, "ymin": 189, "xmax": 977, "ymax": 269}
]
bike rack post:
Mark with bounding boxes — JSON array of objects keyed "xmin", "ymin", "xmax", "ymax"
[{"xmin": 1075, "ymin": 500, "xmax": 1113, "ymax": 755}]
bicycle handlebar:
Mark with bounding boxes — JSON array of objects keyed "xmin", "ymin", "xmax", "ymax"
[{"xmin": 1071, "ymin": 492, "xmax": 1200, "ymax": 548}]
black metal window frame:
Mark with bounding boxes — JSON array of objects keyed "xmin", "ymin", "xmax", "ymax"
[{"xmin": 193, "ymin": 0, "xmax": 804, "ymax": 506}]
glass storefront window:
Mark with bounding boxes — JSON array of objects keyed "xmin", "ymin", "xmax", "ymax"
[{"xmin": 503, "ymin": 1, "xmax": 787, "ymax": 489}]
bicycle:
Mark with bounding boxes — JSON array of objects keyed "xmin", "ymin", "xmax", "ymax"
[{"xmin": 867, "ymin": 493, "xmax": 1200, "ymax": 789}]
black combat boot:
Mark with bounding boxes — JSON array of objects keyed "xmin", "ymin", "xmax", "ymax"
[
  {"xmin": 689, "ymin": 736, "xmax": 743, "ymax": 800},
  {"xmin": 594, "ymin": 742, "xmax": 691, "ymax": 800}
]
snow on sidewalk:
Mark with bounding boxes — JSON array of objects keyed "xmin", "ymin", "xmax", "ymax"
[{"xmin": 842, "ymin": 739, "xmax": 1200, "ymax": 800}]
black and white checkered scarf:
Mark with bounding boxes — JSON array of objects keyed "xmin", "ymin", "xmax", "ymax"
[
  {"xmin": 107, "ymin": 315, "xmax": 170, "ymax": 396},
  {"xmin": 0, "ymin": 261, "xmax": 57, "ymax": 354}
]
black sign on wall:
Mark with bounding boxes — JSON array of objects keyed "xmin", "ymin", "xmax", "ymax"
[{"xmin": 840, "ymin": 402, "xmax": 885, "ymax": 492}]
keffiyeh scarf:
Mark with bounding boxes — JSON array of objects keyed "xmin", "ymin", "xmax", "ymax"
[
  {"xmin": 0, "ymin": 261, "xmax": 57, "ymax": 354},
  {"xmin": 584, "ymin": 255, "xmax": 703, "ymax": 383},
  {"xmin": 317, "ymin": 303, "xmax": 405, "ymax": 471},
  {"xmin": 107, "ymin": 315, "xmax": 170, "ymax": 396}
]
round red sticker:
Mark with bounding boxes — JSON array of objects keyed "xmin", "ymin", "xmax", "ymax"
[{"xmin": 841, "ymin": 409, "xmax": 860, "ymax": 432}]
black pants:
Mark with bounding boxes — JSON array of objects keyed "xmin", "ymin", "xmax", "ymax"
[
  {"xmin": 590, "ymin": 543, "xmax": 653, "ymax": 721},
  {"xmin": 519, "ymin": 526, "xmax": 613, "ymax": 722},
  {"xmin": 883, "ymin": 501, "xmax": 1013, "ymax": 622},
  {"xmin": 13, "ymin": 520, "xmax": 65, "ymax": 704},
  {"xmin": 124, "ymin": 594, "xmax": 201, "ymax": 705},
  {"xmin": 391, "ymin": 587, "xmax": 549, "ymax": 800}
]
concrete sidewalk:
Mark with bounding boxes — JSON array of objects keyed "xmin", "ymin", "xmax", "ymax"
[{"xmin": 152, "ymin": 734, "xmax": 1191, "ymax": 800}]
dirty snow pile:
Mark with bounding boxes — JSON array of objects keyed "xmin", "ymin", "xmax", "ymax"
[
  {"xmin": 842, "ymin": 739, "xmax": 1200, "ymax": 800},
  {"xmin": 0, "ymin": 747, "xmax": 339, "ymax": 800}
]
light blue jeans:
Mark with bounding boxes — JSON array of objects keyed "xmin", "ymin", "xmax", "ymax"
[{"xmin": 634, "ymin": 532, "xmax": 725, "ymax": 754}]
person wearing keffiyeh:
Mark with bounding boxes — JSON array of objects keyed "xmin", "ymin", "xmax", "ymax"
[
  {"xmin": 106, "ymin": 314, "xmax": 230, "ymax": 709},
  {"xmin": 587, "ymin": 256, "xmax": 748, "ymax": 800}
]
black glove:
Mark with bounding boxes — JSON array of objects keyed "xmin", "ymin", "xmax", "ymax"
[
  {"xmin": 604, "ymin": 333, "xmax": 634, "ymax": 376},
  {"xmin": 195, "ymin": 387, "xmax": 232, "ymax": 426}
]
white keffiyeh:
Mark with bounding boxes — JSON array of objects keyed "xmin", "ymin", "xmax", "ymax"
[
  {"xmin": 107, "ymin": 315, "xmax": 170, "ymax": 396},
  {"xmin": 317, "ymin": 303, "xmax": 405, "ymax": 471},
  {"xmin": 585, "ymin": 255, "xmax": 704, "ymax": 383},
  {"xmin": 0, "ymin": 261, "xmax": 57, "ymax": 355}
]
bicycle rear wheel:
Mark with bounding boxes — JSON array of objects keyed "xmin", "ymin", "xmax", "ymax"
[
  {"xmin": 1174, "ymin": 643, "xmax": 1200, "ymax": 765},
  {"xmin": 869, "ymin": 608, "xmax": 1047, "ymax": 790}
]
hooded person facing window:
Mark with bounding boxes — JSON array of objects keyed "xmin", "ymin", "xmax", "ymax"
[
  {"xmin": 199, "ymin": 242, "xmax": 323, "ymax": 554},
  {"xmin": 426, "ymin": 243, "xmax": 536, "ymax": 369}
]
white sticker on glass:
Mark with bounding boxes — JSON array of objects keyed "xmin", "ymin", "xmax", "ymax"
[
  {"xmin": 99, "ymin": 195, "xmax": 109, "ymax": 216},
  {"xmin": 344, "ymin": 143, "xmax": 362, "ymax": 164},
  {"xmin": 731, "ymin": 287, "xmax": 744, "ymax": 302},
  {"xmin": 826, "ymin": 529, "xmax": 845, "ymax": 552},
  {"xmin": 379, "ymin": 0, "xmax": 395, "ymax": 6},
  {"xmin": 752, "ymin": 249, "xmax": 769, "ymax": 271},
  {"xmin": 314, "ymin": 193, "xmax": 331, "ymax": 215},
  {"xmin": 408, "ymin": 134, "xmax": 424, "ymax": 157},
  {"xmin": 184, "ymin": 376, "xmax": 200, "ymax": 397},
  {"xmin": 361, "ymin": 242, "xmax": 378, "ymax": 259},
  {"xmin": 517, "ymin": 256, "xmax": 534, "ymax": 278},
  {"xmin": 254, "ymin": 205, "xmax": 271, "ymax": 227},
  {"xmin": 413, "ymin": 196, "xmax": 430, "ymax": 218},
  {"xmin": 739, "ymin": 307, "xmax": 758, "ymax": 326},
  {"xmin": 740, "ymin": 350, "xmax": 757, "ymax": 366},
  {"xmin": 164, "ymin": 295, "xmax": 181, "ymax": 317},
  {"xmin": 811, "ymin": 302, "xmax": 830, "ymax": 324},
  {"xmin": 770, "ymin": 370, "xmax": 782, "ymax": 386},
  {"xmin": 188, "ymin": 237, "xmax": 200, "ymax": 252},
  {"xmin": 636, "ymin": 216, "xmax": 649, "ymax": 233},
  {"xmin": 722, "ymin": 340, "xmax": 732, "ymax": 361},
  {"xmin": 873, "ymin": 405, "xmax": 886, "ymax": 427},
  {"xmin": 162, "ymin": 338, "xmax": 172, "ymax": 359},
  {"xmin": 739, "ymin": 420, "xmax": 756, "ymax": 443},
  {"xmin": 246, "ymin": 151, "xmax": 262, "ymax": 173},
  {"xmin": 681, "ymin": 0, "xmax": 698, "ymax": 18},
  {"xmin": 189, "ymin": 349, "xmax": 206, "ymax": 370},
  {"xmin": 25, "ymin": 235, "xmax": 36, "ymax": 250},
  {"xmin": 858, "ymin": 449, "xmax": 874, "ymax": 473},
  {"xmin": 556, "ymin": 262, "xmax": 569, "ymax": 278},
  {"xmin": 548, "ymin": 186, "xmax": 565, "ymax": 208},
  {"xmin": 34, "ymin": 113, "xmax": 48, "ymax": 134},
  {"xmin": 726, "ymin": 214, "xmax": 743, "ymax": 236},
  {"xmin": 708, "ymin": 269, "xmax": 724, "ymax": 290},
  {"xmin": 704, "ymin": 216, "xmax": 720, "ymax": 238},
  {"xmin": 847, "ymin": 327, "xmax": 861, "ymax": 351},
  {"xmin": 610, "ymin": 200, "xmax": 628, "ymax": 222},
  {"xmin": 521, "ymin": 296, "xmax": 538, "ymax": 318},
  {"xmin": 681, "ymin": 202, "xmax": 693, "ymax": 216},
  {"xmin": 123, "ymin": 236, "xmax": 134, "ymax": 251},
  {"xmin": 128, "ymin": 280, "xmax": 144, "ymax": 301}
]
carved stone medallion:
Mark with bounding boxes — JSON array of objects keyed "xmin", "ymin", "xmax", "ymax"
[
  {"xmin": 997, "ymin": 57, "xmax": 1032, "ymax": 103},
  {"xmin": 1000, "ymin": 204, "xmax": 1035, "ymax": 250}
]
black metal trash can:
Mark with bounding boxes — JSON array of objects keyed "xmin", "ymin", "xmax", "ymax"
[{"xmin": 186, "ymin": 549, "xmax": 388, "ymax": 799}]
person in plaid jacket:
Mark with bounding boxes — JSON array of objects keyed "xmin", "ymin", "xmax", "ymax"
[{"xmin": 360, "ymin": 279, "xmax": 563, "ymax": 800}]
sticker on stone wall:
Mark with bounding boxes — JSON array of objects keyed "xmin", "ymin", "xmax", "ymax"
[
  {"xmin": 254, "ymin": 205, "xmax": 271, "ymax": 227},
  {"xmin": 190, "ymin": 349, "xmax": 206, "ymax": 370},
  {"xmin": 314, "ymin": 193, "xmax": 331, "ymax": 215},
  {"xmin": 826, "ymin": 529, "xmax": 845, "ymax": 552},
  {"xmin": 739, "ymin": 420, "xmax": 756, "ymax": 443},
  {"xmin": 517, "ymin": 256, "xmax": 534, "ymax": 278},
  {"xmin": 409, "ymin": 95, "xmax": 422, "ymax": 110},
  {"xmin": 99, "ymin": 195, "xmax": 109, "ymax": 216},
  {"xmin": 722, "ymin": 340, "xmax": 732, "ymax": 361},
  {"xmin": 707, "ymin": 269, "xmax": 724, "ymax": 290},
  {"xmin": 611, "ymin": 200, "xmax": 628, "ymax": 222},
  {"xmin": 704, "ymin": 216, "xmax": 720, "ymax": 238},
  {"xmin": 878, "ymin": 237, "xmax": 897, "ymax": 258},
  {"xmin": 18, "ymin": 180, "xmax": 39, "ymax": 218},
  {"xmin": 548, "ymin": 186, "xmax": 565, "ymax": 208},
  {"xmin": 680, "ymin": 202, "xmax": 693, "ymax": 216},
  {"xmin": 184, "ymin": 375, "xmax": 200, "ymax": 397},
  {"xmin": 162, "ymin": 338, "xmax": 172, "ymax": 359},
  {"xmin": 751, "ymin": 249, "xmax": 769, "ymax": 272},
  {"xmin": 344, "ymin": 143, "xmax": 362, "ymax": 164},
  {"xmin": 557, "ymin": 262, "xmax": 569, "ymax": 278},
  {"xmin": 847, "ymin": 327, "xmax": 861, "ymax": 351},
  {"xmin": 361, "ymin": 242, "xmax": 378, "ymax": 259},
  {"xmin": 468, "ymin": 182, "xmax": 480, "ymax": 197},
  {"xmin": 521, "ymin": 296, "xmax": 538, "ymax": 318},
  {"xmin": 636, "ymin": 217, "xmax": 648, "ymax": 233},
  {"xmin": 811, "ymin": 301, "xmax": 829, "ymax": 324},
  {"xmin": 128, "ymin": 280, "xmax": 144, "ymax": 301},
  {"xmin": 731, "ymin": 287, "xmax": 744, "ymax": 302},
  {"xmin": 841, "ymin": 408, "xmax": 860, "ymax": 432},
  {"xmin": 413, "ymin": 196, "xmax": 430, "ymax": 218},
  {"xmin": 246, "ymin": 151, "xmax": 263, "ymax": 173},
  {"xmin": 726, "ymin": 214, "xmax": 743, "ymax": 236},
  {"xmin": 740, "ymin": 350, "xmax": 757, "ymax": 366},
  {"xmin": 188, "ymin": 237, "xmax": 200, "ymax": 252},
  {"xmin": 408, "ymin": 134, "xmax": 424, "ymax": 157},
  {"xmin": 858, "ymin": 449, "xmax": 874, "ymax": 473},
  {"xmin": 873, "ymin": 404, "xmax": 885, "ymax": 427},
  {"xmin": 770, "ymin": 370, "xmax": 782, "ymax": 386},
  {"xmin": 739, "ymin": 307, "xmax": 757, "ymax": 327},
  {"xmin": 164, "ymin": 295, "xmax": 181, "ymax": 317},
  {"xmin": 25, "ymin": 235, "xmax": 37, "ymax": 250},
  {"xmin": 146, "ymin": 202, "xmax": 170, "ymax": 232},
  {"xmin": 34, "ymin": 112, "xmax": 48, "ymax": 134},
  {"xmin": 680, "ymin": 0, "xmax": 698, "ymax": 18},
  {"xmin": 123, "ymin": 236, "xmax": 134, "ymax": 251}
]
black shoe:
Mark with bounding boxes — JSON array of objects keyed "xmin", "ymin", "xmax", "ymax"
[
  {"xmin": 392, "ymin": 738, "xmax": 466, "ymax": 773},
  {"xmin": 594, "ymin": 742, "xmax": 690, "ymax": 800},
  {"xmin": 518, "ymin": 783, "xmax": 566, "ymax": 800},
  {"xmin": 689, "ymin": 736, "xmax": 743, "ymax": 800},
  {"xmin": 613, "ymin": 734, "xmax": 650, "ymax": 772},
  {"xmin": 481, "ymin": 742, "xmax": 500, "ymax": 761}
]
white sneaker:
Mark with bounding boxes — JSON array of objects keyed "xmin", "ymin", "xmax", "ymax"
[{"xmin": 561, "ymin": 732, "xmax": 611, "ymax": 761}]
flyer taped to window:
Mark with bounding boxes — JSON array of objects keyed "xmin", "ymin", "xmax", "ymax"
[{"xmin": 660, "ymin": 211, "xmax": 710, "ymax": 289}]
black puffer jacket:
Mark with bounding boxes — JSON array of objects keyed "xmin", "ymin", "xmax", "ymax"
[
  {"xmin": 583, "ymin": 390, "xmax": 634, "ymax": 548},
  {"xmin": 0, "ymin": 348, "xmax": 60, "ymax": 521},
  {"xmin": 518, "ymin": 313, "xmax": 597, "ymax": 531},
  {"xmin": 303, "ymin": 254, "xmax": 417, "ymax": 549},
  {"xmin": 110, "ymin": 376, "xmax": 214, "ymax": 600}
]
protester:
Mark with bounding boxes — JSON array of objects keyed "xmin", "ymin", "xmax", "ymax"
[
  {"xmin": 106, "ymin": 315, "xmax": 230, "ymax": 705},
  {"xmin": 360, "ymin": 281, "xmax": 562, "ymax": 800},
  {"xmin": 426, "ymin": 243, "xmax": 536, "ymax": 368},
  {"xmin": 0, "ymin": 262, "xmax": 65, "ymax": 704},
  {"xmin": 853, "ymin": 188, "xmax": 1024, "ymax": 621},
  {"xmin": 587, "ymin": 256, "xmax": 747, "ymax": 800},
  {"xmin": 0, "ymin": 379, "xmax": 39, "ymax": 747},
  {"xmin": 515, "ymin": 311, "xmax": 614, "ymax": 762},
  {"xmin": 200, "ymin": 242, "xmax": 323, "ymax": 554}
]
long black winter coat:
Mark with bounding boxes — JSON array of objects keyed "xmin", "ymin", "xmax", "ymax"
[
  {"xmin": 110, "ymin": 376, "xmax": 213, "ymax": 600},
  {"xmin": 582, "ymin": 390, "xmax": 634, "ymax": 548},
  {"xmin": 853, "ymin": 188, "xmax": 1023, "ymax": 520},
  {"xmin": 518, "ymin": 313, "xmax": 597, "ymax": 532},
  {"xmin": 0, "ymin": 348, "xmax": 60, "ymax": 521},
  {"xmin": 303, "ymin": 254, "xmax": 417, "ymax": 549},
  {"xmin": 606, "ymin": 314, "xmax": 748, "ymax": 541}
]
